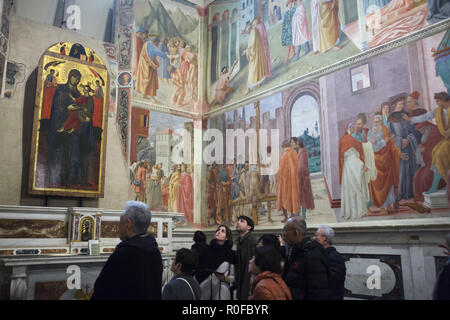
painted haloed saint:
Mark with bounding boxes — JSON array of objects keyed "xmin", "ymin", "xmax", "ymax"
[{"xmin": 29, "ymin": 42, "xmax": 108, "ymax": 198}]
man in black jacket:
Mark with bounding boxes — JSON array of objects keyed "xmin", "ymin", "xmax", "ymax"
[
  {"xmin": 235, "ymin": 215, "xmax": 257, "ymax": 300},
  {"xmin": 282, "ymin": 216, "xmax": 331, "ymax": 300},
  {"xmin": 314, "ymin": 225, "xmax": 346, "ymax": 300},
  {"xmin": 91, "ymin": 201, "xmax": 163, "ymax": 300}
]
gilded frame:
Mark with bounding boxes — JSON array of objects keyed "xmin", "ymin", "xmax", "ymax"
[{"xmin": 28, "ymin": 42, "xmax": 109, "ymax": 198}]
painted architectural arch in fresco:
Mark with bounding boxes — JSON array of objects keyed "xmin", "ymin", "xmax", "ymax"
[{"xmin": 29, "ymin": 42, "xmax": 109, "ymax": 198}]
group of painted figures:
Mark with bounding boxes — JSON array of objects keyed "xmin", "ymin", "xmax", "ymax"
[
  {"xmin": 206, "ymin": 137, "xmax": 316, "ymax": 227},
  {"xmin": 339, "ymin": 91, "xmax": 450, "ymax": 219},
  {"xmin": 134, "ymin": 29, "xmax": 198, "ymax": 107},
  {"xmin": 132, "ymin": 162, "xmax": 194, "ymax": 226}
]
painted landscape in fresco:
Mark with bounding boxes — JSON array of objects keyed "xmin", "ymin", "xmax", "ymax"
[
  {"xmin": 133, "ymin": 0, "xmax": 200, "ymax": 112},
  {"xmin": 205, "ymin": 30, "xmax": 450, "ymax": 229},
  {"xmin": 208, "ymin": 0, "xmax": 450, "ymax": 109},
  {"xmin": 128, "ymin": 110, "xmax": 195, "ymax": 226}
]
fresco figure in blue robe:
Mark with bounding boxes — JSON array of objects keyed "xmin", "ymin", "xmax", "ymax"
[
  {"xmin": 388, "ymin": 97, "xmax": 420, "ymax": 201},
  {"xmin": 427, "ymin": 0, "xmax": 450, "ymax": 23}
]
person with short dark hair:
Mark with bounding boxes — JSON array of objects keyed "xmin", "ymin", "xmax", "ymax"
[
  {"xmin": 196, "ymin": 225, "xmax": 235, "ymax": 300},
  {"xmin": 91, "ymin": 201, "xmax": 162, "ymax": 300},
  {"xmin": 235, "ymin": 215, "xmax": 258, "ymax": 300},
  {"xmin": 257, "ymin": 234, "xmax": 281, "ymax": 251},
  {"xmin": 249, "ymin": 246, "xmax": 292, "ymax": 300},
  {"xmin": 191, "ymin": 230, "xmax": 208, "ymax": 263},
  {"xmin": 314, "ymin": 225, "xmax": 346, "ymax": 300},
  {"xmin": 257, "ymin": 234, "xmax": 286, "ymax": 262},
  {"xmin": 162, "ymin": 248, "xmax": 201, "ymax": 300},
  {"xmin": 282, "ymin": 216, "xmax": 330, "ymax": 300}
]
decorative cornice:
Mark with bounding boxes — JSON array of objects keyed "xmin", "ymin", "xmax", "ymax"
[
  {"xmin": 132, "ymin": 98, "xmax": 200, "ymax": 119},
  {"xmin": 0, "ymin": 205, "xmax": 184, "ymax": 220},
  {"xmin": 204, "ymin": 18, "xmax": 450, "ymax": 119}
]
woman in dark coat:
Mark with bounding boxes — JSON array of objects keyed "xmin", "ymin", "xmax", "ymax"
[{"xmin": 195, "ymin": 225, "xmax": 235, "ymax": 300}]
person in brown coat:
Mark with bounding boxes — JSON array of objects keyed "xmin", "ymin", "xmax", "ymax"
[
  {"xmin": 296, "ymin": 137, "xmax": 315, "ymax": 219},
  {"xmin": 250, "ymin": 246, "xmax": 292, "ymax": 300}
]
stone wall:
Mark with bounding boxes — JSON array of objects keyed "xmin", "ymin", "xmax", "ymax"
[{"xmin": 0, "ymin": 15, "xmax": 130, "ymax": 210}]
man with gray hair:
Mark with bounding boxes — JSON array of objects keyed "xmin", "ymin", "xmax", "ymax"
[
  {"xmin": 281, "ymin": 216, "xmax": 331, "ymax": 299},
  {"xmin": 91, "ymin": 201, "xmax": 163, "ymax": 300},
  {"xmin": 314, "ymin": 225, "xmax": 346, "ymax": 300}
]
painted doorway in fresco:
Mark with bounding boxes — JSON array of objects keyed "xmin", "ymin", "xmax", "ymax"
[{"xmin": 290, "ymin": 93, "xmax": 321, "ymax": 174}]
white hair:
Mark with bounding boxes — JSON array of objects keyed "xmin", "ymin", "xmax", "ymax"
[
  {"xmin": 318, "ymin": 225, "xmax": 335, "ymax": 245},
  {"xmin": 123, "ymin": 201, "xmax": 152, "ymax": 235}
]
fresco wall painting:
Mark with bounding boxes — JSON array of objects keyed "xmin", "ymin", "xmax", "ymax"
[
  {"xmin": 205, "ymin": 29, "xmax": 450, "ymax": 228},
  {"xmin": 208, "ymin": 0, "xmax": 450, "ymax": 110}
]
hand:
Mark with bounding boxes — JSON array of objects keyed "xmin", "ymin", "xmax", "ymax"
[
  {"xmin": 402, "ymin": 114, "xmax": 410, "ymax": 121},
  {"xmin": 400, "ymin": 153, "xmax": 409, "ymax": 161},
  {"xmin": 420, "ymin": 146, "xmax": 425, "ymax": 153},
  {"xmin": 402, "ymin": 139, "xmax": 409, "ymax": 148}
]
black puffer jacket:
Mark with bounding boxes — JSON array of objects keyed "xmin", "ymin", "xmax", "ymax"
[
  {"xmin": 195, "ymin": 239, "xmax": 235, "ymax": 285},
  {"xmin": 282, "ymin": 237, "xmax": 331, "ymax": 300},
  {"xmin": 325, "ymin": 246, "xmax": 346, "ymax": 300},
  {"xmin": 91, "ymin": 234, "xmax": 163, "ymax": 300}
]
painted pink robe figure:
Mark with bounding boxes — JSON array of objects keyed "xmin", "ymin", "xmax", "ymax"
[
  {"xmin": 297, "ymin": 140, "xmax": 315, "ymax": 219},
  {"xmin": 292, "ymin": 0, "xmax": 311, "ymax": 61},
  {"xmin": 177, "ymin": 165, "xmax": 194, "ymax": 225},
  {"xmin": 254, "ymin": 17, "xmax": 272, "ymax": 78}
]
